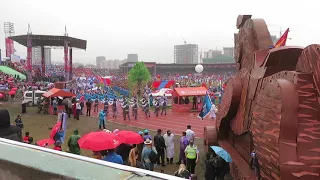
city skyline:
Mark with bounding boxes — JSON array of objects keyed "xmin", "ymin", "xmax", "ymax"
[{"xmin": 1, "ymin": 0, "xmax": 319, "ymax": 64}]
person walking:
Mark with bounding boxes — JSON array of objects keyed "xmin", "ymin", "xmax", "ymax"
[
  {"xmin": 122, "ymin": 100, "xmax": 130, "ymax": 121},
  {"xmin": 52, "ymin": 98, "xmax": 58, "ymax": 115},
  {"xmin": 75, "ymin": 100, "xmax": 81, "ymax": 120},
  {"xmin": 163, "ymin": 130, "xmax": 175, "ymax": 164},
  {"xmin": 132, "ymin": 99, "xmax": 138, "ymax": 120},
  {"xmin": 112, "ymin": 98, "xmax": 117, "ymax": 118},
  {"xmin": 154, "ymin": 99, "xmax": 160, "ymax": 116},
  {"xmin": 153, "ymin": 129, "xmax": 166, "ymax": 167},
  {"xmin": 98, "ymin": 109, "xmax": 107, "ymax": 129},
  {"xmin": 94, "ymin": 99, "xmax": 99, "ymax": 112},
  {"xmin": 141, "ymin": 139, "xmax": 157, "ymax": 171},
  {"xmin": 161, "ymin": 94, "xmax": 167, "ymax": 115},
  {"xmin": 185, "ymin": 139, "xmax": 199, "ymax": 175},
  {"xmin": 186, "ymin": 125, "xmax": 195, "ymax": 141},
  {"xmin": 86, "ymin": 100, "xmax": 92, "ymax": 116},
  {"xmin": 178, "ymin": 131, "xmax": 189, "ymax": 164},
  {"xmin": 67, "ymin": 129, "xmax": 81, "ymax": 155},
  {"xmin": 142, "ymin": 98, "xmax": 150, "ymax": 118}
]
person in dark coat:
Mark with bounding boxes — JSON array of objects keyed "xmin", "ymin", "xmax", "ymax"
[
  {"xmin": 204, "ymin": 152, "xmax": 218, "ymax": 180},
  {"xmin": 0, "ymin": 109, "xmax": 22, "ymax": 142},
  {"xmin": 154, "ymin": 129, "xmax": 166, "ymax": 166},
  {"xmin": 116, "ymin": 143, "xmax": 133, "ymax": 164}
]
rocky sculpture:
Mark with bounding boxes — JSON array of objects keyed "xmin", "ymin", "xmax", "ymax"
[{"xmin": 204, "ymin": 15, "xmax": 320, "ymax": 180}]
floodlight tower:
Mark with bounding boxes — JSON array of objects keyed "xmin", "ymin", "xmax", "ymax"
[{"xmin": 4, "ymin": 22, "xmax": 15, "ymax": 37}]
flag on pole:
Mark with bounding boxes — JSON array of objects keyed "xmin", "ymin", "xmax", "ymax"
[
  {"xmin": 274, "ymin": 28, "xmax": 289, "ymax": 48},
  {"xmin": 198, "ymin": 92, "xmax": 213, "ymax": 120}
]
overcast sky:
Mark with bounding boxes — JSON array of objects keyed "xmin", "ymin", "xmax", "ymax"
[{"xmin": 0, "ymin": 0, "xmax": 319, "ymax": 64}]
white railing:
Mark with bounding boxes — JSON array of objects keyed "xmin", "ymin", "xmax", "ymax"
[{"xmin": 0, "ymin": 137, "xmax": 183, "ymax": 180}]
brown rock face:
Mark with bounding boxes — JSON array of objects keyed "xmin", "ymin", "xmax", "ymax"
[{"xmin": 204, "ymin": 15, "xmax": 320, "ymax": 180}]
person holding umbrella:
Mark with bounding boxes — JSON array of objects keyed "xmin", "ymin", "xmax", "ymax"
[
  {"xmin": 210, "ymin": 146, "xmax": 232, "ymax": 180},
  {"xmin": 67, "ymin": 129, "xmax": 81, "ymax": 155}
]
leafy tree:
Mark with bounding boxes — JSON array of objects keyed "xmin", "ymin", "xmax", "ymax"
[{"xmin": 128, "ymin": 62, "xmax": 151, "ymax": 96}]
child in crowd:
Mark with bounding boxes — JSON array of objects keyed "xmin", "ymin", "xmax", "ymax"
[
  {"xmin": 23, "ymin": 132, "xmax": 30, "ymax": 143},
  {"xmin": 15, "ymin": 115, "xmax": 23, "ymax": 129}
]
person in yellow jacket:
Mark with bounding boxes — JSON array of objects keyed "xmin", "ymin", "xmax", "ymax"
[{"xmin": 184, "ymin": 139, "xmax": 199, "ymax": 174}]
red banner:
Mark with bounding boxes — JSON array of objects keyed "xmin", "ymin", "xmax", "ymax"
[{"xmin": 5, "ymin": 38, "xmax": 14, "ymax": 57}]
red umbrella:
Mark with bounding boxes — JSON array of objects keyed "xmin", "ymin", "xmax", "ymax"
[
  {"xmin": 78, "ymin": 131, "xmax": 122, "ymax": 151},
  {"xmin": 8, "ymin": 91, "xmax": 16, "ymax": 95},
  {"xmin": 11, "ymin": 87, "xmax": 18, "ymax": 91},
  {"xmin": 37, "ymin": 139, "xmax": 55, "ymax": 147},
  {"xmin": 116, "ymin": 130, "xmax": 144, "ymax": 144},
  {"xmin": 50, "ymin": 121, "xmax": 62, "ymax": 139},
  {"xmin": 0, "ymin": 93, "xmax": 3, "ymax": 98}
]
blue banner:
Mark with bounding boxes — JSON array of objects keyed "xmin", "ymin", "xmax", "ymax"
[
  {"xmin": 198, "ymin": 92, "xmax": 213, "ymax": 120},
  {"xmin": 158, "ymin": 80, "xmax": 168, "ymax": 90}
]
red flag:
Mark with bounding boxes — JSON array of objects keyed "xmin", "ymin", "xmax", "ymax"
[{"xmin": 275, "ymin": 28, "xmax": 289, "ymax": 48}]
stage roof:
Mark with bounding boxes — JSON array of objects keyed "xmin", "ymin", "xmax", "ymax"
[
  {"xmin": 42, "ymin": 88, "xmax": 76, "ymax": 98},
  {"xmin": 9, "ymin": 34, "xmax": 87, "ymax": 50}
]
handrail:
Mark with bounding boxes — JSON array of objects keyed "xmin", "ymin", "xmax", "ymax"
[{"xmin": 0, "ymin": 138, "xmax": 183, "ymax": 180}]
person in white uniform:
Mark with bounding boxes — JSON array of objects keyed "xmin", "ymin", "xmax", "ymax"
[
  {"xmin": 210, "ymin": 104, "xmax": 218, "ymax": 121},
  {"xmin": 163, "ymin": 130, "xmax": 175, "ymax": 164}
]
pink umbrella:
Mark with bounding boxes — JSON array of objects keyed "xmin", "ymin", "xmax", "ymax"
[
  {"xmin": 11, "ymin": 87, "xmax": 18, "ymax": 91},
  {"xmin": 8, "ymin": 77, "xmax": 14, "ymax": 81},
  {"xmin": 165, "ymin": 89, "xmax": 173, "ymax": 95},
  {"xmin": 0, "ymin": 93, "xmax": 3, "ymax": 98},
  {"xmin": 37, "ymin": 139, "xmax": 55, "ymax": 147},
  {"xmin": 8, "ymin": 91, "xmax": 16, "ymax": 95}
]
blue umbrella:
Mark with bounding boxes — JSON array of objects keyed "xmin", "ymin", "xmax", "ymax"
[{"xmin": 210, "ymin": 146, "xmax": 232, "ymax": 162}]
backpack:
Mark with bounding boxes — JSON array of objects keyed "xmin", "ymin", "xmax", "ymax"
[{"xmin": 149, "ymin": 150, "xmax": 157, "ymax": 164}]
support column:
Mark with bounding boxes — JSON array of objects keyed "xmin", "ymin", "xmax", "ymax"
[
  {"xmin": 69, "ymin": 48, "xmax": 72, "ymax": 80},
  {"xmin": 27, "ymin": 35, "xmax": 32, "ymax": 81},
  {"xmin": 154, "ymin": 64, "xmax": 156, "ymax": 77},
  {"xmin": 64, "ymin": 37, "xmax": 69, "ymax": 81},
  {"xmin": 41, "ymin": 46, "xmax": 45, "ymax": 78}
]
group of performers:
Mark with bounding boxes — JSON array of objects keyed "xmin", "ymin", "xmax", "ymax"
[
  {"xmin": 101, "ymin": 94, "xmax": 167, "ymax": 121},
  {"xmin": 96, "ymin": 94, "xmax": 167, "ymax": 129}
]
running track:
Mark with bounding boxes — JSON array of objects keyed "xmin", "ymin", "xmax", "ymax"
[{"xmin": 90, "ymin": 107, "xmax": 213, "ymax": 138}]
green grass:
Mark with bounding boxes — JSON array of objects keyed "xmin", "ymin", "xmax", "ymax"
[{"xmin": 4, "ymin": 103, "xmax": 208, "ymax": 179}]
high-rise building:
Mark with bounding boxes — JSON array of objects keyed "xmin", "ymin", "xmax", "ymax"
[
  {"xmin": 223, "ymin": 47, "xmax": 234, "ymax": 57},
  {"xmin": 96, "ymin": 56, "xmax": 106, "ymax": 69},
  {"xmin": 174, "ymin": 44, "xmax": 198, "ymax": 64},
  {"xmin": 127, "ymin": 54, "xmax": 138, "ymax": 62},
  {"xmin": 32, "ymin": 47, "xmax": 51, "ymax": 65},
  {"xmin": 44, "ymin": 48, "xmax": 51, "ymax": 65},
  {"xmin": 203, "ymin": 50, "xmax": 222, "ymax": 59}
]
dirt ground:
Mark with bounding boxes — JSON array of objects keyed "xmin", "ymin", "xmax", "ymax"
[{"xmin": 3, "ymin": 103, "xmax": 216, "ymax": 179}]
